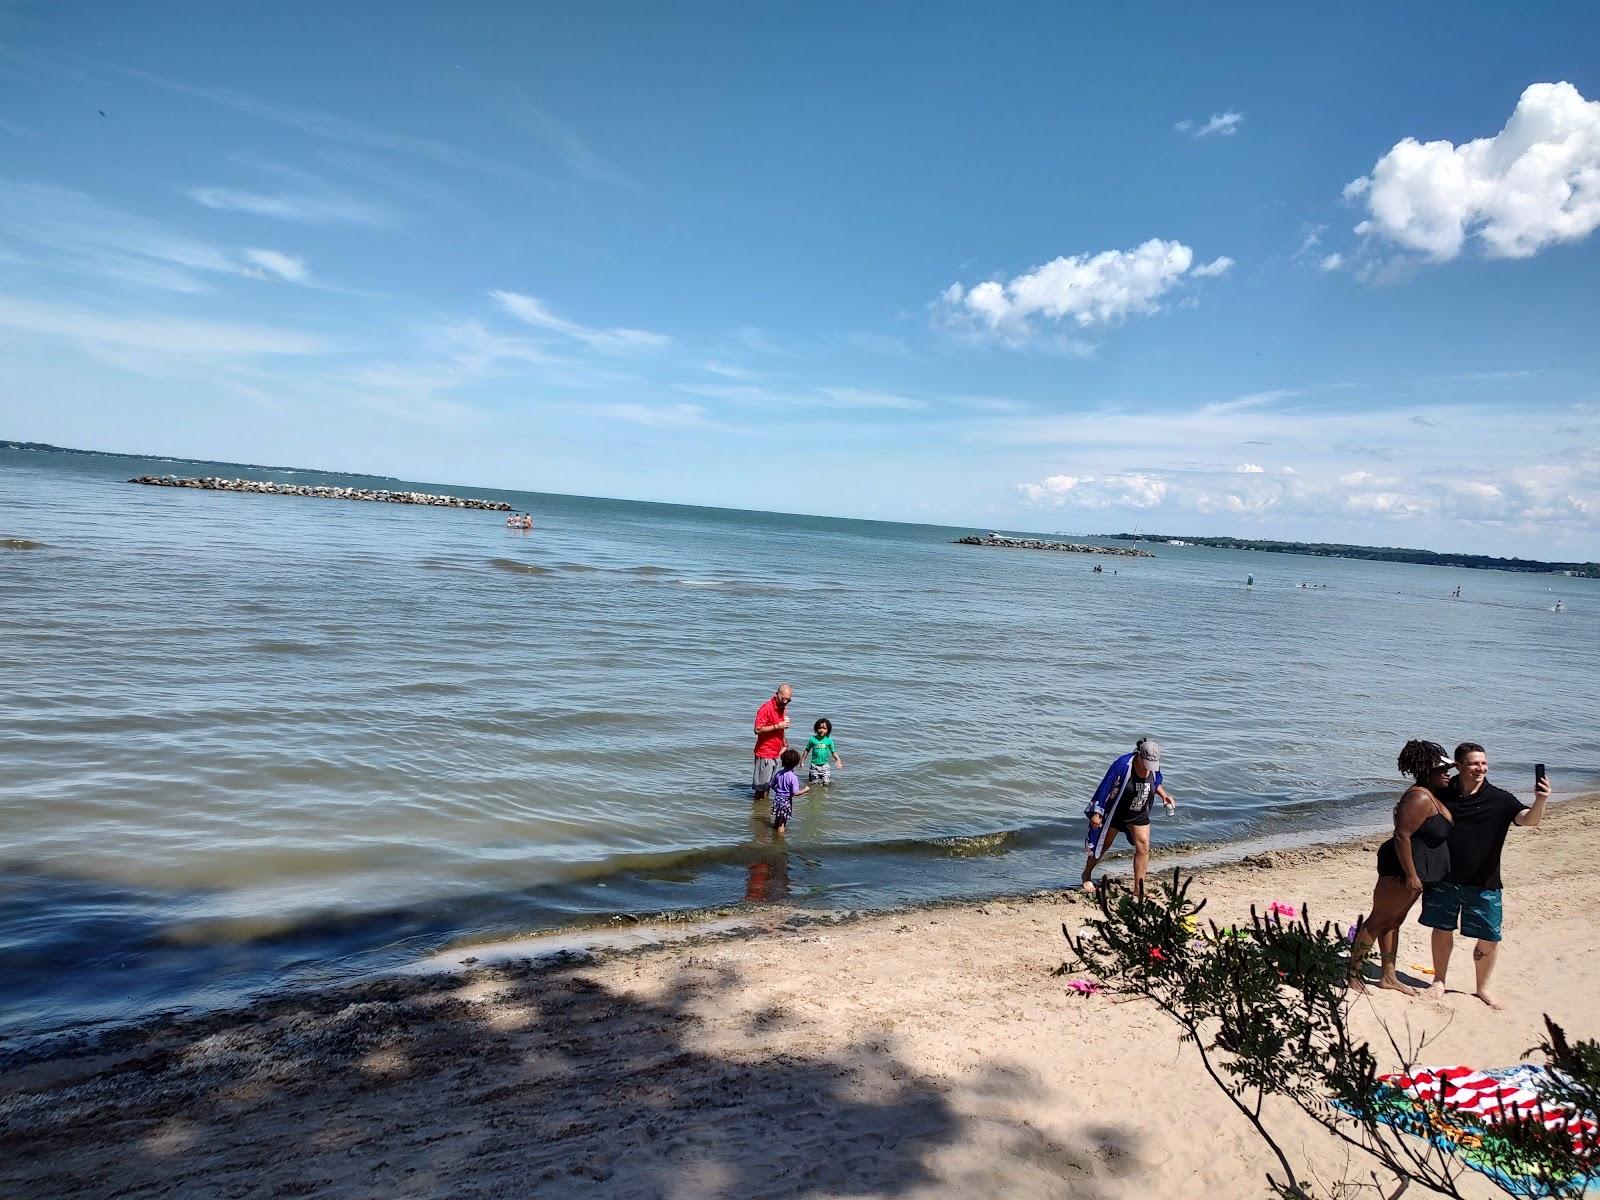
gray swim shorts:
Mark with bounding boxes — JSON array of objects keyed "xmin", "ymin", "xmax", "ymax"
[{"xmin": 752, "ymin": 755, "xmax": 780, "ymax": 795}]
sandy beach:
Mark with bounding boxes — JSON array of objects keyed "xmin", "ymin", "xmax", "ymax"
[{"xmin": 3, "ymin": 797, "xmax": 1595, "ymax": 1200}]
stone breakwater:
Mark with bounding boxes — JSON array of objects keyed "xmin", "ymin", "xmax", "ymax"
[
  {"xmin": 128, "ymin": 476, "xmax": 513, "ymax": 511},
  {"xmin": 954, "ymin": 533, "xmax": 1154, "ymax": 558}
]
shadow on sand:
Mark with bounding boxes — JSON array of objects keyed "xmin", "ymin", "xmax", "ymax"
[{"xmin": 0, "ymin": 953, "xmax": 1139, "ymax": 1199}]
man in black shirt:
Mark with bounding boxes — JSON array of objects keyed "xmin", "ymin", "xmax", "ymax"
[{"xmin": 1420, "ymin": 742, "xmax": 1551, "ymax": 1009}]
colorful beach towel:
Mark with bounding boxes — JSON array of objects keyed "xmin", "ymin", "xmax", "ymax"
[{"xmin": 1367, "ymin": 1064, "xmax": 1599, "ymax": 1195}]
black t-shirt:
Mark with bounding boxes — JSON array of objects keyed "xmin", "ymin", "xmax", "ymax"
[
  {"xmin": 1443, "ymin": 780, "xmax": 1527, "ymax": 890},
  {"xmin": 1115, "ymin": 774, "xmax": 1153, "ymax": 818}
]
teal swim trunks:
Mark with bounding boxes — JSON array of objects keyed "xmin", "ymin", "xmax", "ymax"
[{"xmin": 1419, "ymin": 881, "xmax": 1504, "ymax": 942}]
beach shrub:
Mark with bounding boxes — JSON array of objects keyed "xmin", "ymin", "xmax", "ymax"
[{"xmin": 1060, "ymin": 870, "xmax": 1600, "ymax": 1199}]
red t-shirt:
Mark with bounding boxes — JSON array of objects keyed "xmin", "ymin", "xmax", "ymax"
[{"xmin": 753, "ymin": 698, "xmax": 788, "ymax": 759}]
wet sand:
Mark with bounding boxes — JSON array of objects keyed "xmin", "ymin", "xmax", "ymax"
[{"xmin": 3, "ymin": 797, "xmax": 1595, "ymax": 1199}]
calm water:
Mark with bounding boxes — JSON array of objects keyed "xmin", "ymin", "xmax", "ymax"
[{"xmin": 2, "ymin": 447, "xmax": 1596, "ymax": 1040}]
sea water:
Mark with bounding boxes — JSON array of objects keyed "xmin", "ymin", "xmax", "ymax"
[{"xmin": 2, "ymin": 447, "xmax": 1595, "ymax": 1039}]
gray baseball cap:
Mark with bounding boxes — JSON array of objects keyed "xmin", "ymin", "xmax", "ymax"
[{"xmin": 1137, "ymin": 740, "xmax": 1162, "ymax": 766}]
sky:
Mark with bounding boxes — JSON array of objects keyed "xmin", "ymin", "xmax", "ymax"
[{"xmin": 1, "ymin": 2, "xmax": 1598, "ymax": 557}]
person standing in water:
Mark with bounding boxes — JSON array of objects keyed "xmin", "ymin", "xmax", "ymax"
[
  {"xmin": 804, "ymin": 718, "xmax": 842, "ymax": 785},
  {"xmin": 751, "ymin": 684, "xmax": 793, "ymax": 800},
  {"xmin": 1082, "ymin": 739, "xmax": 1175, "ymax": 897},
  {"xmin": 1348, "ymin": 741, "xmax": 1453, "ymax": 995}
]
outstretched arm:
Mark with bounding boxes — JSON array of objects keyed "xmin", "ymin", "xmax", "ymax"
[{"xmin": 1515, "ymin": 776, "xmax": 1551, "ymax": 826}]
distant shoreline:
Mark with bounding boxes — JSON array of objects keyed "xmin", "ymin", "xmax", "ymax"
[
  {"xmin": 0, "ymin": 439, "xmax": 384, "ymax": 481},
  {"xmin": 8, "ymin": 440, "xmax": 1591, "ymax": 572},
  {"xmin": 1109, "ymin": 532, "xmax": 1599, "ymax": 578}
]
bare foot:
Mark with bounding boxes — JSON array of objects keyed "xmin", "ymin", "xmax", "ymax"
[
  {"xmin": 1080, "ymin": 879, "xmax": 1097, "ymax": 895},
  {"xmin": 1474, "ymin": 990, "xmax": 1505, "ymax": 1011},
  {"xmin": 1425, "ymin": 980, "xmax": 1447, "ymax": 999},
  {"xmin": 1347, "ymin": 973, "xmax": 1370, "ymax": 994},
  {"xmin": 1378, "ymin": 976, "xmax": 1418, "ymax": 997}
]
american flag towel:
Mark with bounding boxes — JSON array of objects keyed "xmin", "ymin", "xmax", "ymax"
[{"xmin": 1369, "ymin": 1064, "xmax": 1599, "ymax": 1194}]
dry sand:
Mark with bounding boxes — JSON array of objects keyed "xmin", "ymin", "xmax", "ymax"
[{"xmin": 3, "ymin": 798, "xmax": 1596, "ymax": 1199}]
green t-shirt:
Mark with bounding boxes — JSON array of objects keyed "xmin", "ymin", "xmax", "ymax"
[{"xmin": 806, "ymin": 734, "xmax": 836, "ymax": 766}]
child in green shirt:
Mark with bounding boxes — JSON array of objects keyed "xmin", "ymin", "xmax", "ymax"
[{"xmin": 805, "ymin": 718, "xmax": 843, "ymax": 785}]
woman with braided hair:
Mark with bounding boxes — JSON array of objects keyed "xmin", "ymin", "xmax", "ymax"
[{"xmin": 1349, "ymin": 740, "xmax": 1454, "ymax": 994}]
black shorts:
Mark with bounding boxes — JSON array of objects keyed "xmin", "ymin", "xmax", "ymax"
[{"xmin": 1111, "ymin": 806, "xmax": 1151, "ymax": 831}]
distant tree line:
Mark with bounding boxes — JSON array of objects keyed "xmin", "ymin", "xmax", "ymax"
[{"xmin": 1111, "ymin": 533, "xmax": 1599, "ymax": 578}]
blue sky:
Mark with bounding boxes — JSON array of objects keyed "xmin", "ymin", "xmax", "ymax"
[{"xmin": 1, "ymin": 2, "xmax": 1597, "ymax": 557}]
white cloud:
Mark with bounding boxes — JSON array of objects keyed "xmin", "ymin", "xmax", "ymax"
[
  {"xmin": 1346, "ymin": 81, "xmax": 1600, "ymax": 262},
  {"xmin": 1177, "ymin": 111, "xmax": 1244, "ymax": 138},
  {"xmin": 491, "ymin": 290, "xmax": 670, "ymax": 353},
  {"xmin": 1017, "ymin": 472, "xmax": 1169, "ymax": 509},
  {"xmin": 993, "ymin": 382, "xmax": 1600, "ymax": 547},
  {"xmin": 1191, "ymin": 255, "xmax": 1235, "ymax": 278},
  {"xmin": 242, "ymin": 248, "xmax": 308, "ymax": 283},
  {"xmin": 1318, "ymin": 253, "xmax": 1345, "ymax": 272},
  {"xmin": 940, "ymin": 239, "xmax": 1225, "ymax": 342},
  {"xmin": 189, "ymin": 186, "xmax": 392, "ymax": 226},
  {"xmin": 1235, "ymin": 462, "xmax": 1265, "ymax": 473}
]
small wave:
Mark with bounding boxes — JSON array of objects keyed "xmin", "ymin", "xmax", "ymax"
[
  {"xmin": 926, "ymin": 831, "xmax": 1024, "ymax": 856},
  {"xmin": 247, "ymin": 640, "xmax": 325, "ymax": 656},
  {"xmin": 619, "ymin": 565, "xmax": 673, "ymax": 576},
  {"xmin": 2, "ymin": 537, "xmax": 46, "ymax": 550},
  {"xmin": 486, "ymin": 557, "xmax": 555, "ymax": 576},
  {"xmin": 674, "ymin": 578, "xmax": 727, "ymax": 588},
  {"xmin": 555, "ymin": 562, "xmax": 601, "ymax": 573}
]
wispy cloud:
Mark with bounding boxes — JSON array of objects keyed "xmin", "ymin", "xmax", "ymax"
[
  {"xmin": 815, "ymin": 386, "xmax": 929, "ymax": 412},
  {"xmin": 598, "ymin": 401, "xmax": 734, "ymax": 431},
  {"xmin": 0, "ymin": 179, "xmax": 238, "ymax": 292},
  {"xmin": 491, "ymin": 290, "xmax": 670, "ymax": 353},
  {"xmin": 1423, "ymin": 369, "xmax": 1540, "ymax": 385},
  {"xmin": 0, "ymin": 295, "xmax": 328, "ymax": 357},
  {"xmin": 120, "ymin": 67, "xmax": 549, "ymax": 191},
  {"xmin": 1191, "ymin": 256, "xmax": 1235, "ymax": 278},
  {"xmin": 242, "ymin": 248, "xmax": 308, "ymax": 283},
  {"xmin": 509, "ymin": 90, "xmax": 637, "ymax": 189},
  {"xmin": 1176, "ymin": 110, "xmax": 1244, "ymax": 138},
  {"xmin": 189, "ymin": 185, "xmax": 394, "ymax": 226}
]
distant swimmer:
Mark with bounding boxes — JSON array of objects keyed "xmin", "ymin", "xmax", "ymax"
[
  {"xmin": 1554, "ymin": 600, "xmax": 1563, "ymax": 613},
  {"xmin": 1246, "ymin": 574, "xmax": 1254, "ymax": 587},
  {"xmin": 505, "ymin": 513, "xmax": 534, "ymax": 530},
  {"xmin": 1092, "ymin": 563, "xmax": 1103, "ymax": 574},
  {"xmin": 1453, "ymin": 586, "xmax": 1462, "ymax": 599}
]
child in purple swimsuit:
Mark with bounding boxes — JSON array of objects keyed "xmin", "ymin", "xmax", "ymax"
[{"xmin": 769, "ymin": 748, "xmax": 809, "ymax": 835}]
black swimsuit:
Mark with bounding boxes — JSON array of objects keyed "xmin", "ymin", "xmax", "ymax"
[{"xmin": 1376, "ymin": 811, "xmax": 1451, "ymax": 882}]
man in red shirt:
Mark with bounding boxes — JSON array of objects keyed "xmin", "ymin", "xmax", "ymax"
[{"xmin": 752, "ymin": 683, "xmax": 794, "ymax": 798}]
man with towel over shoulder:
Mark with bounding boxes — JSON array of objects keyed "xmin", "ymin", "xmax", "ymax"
[{"xmin": 1082, "ymin": 738, "xmax": 1176, "ymax": 898}]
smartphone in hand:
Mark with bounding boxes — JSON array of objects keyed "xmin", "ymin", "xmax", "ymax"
[{"xmin": 1535, "ymin": 763, "xmax": 1547, "ymax": 787}]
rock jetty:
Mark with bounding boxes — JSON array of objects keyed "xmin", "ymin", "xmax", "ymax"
[
  {"xmin": 954, "ymin": 532, "xmax": 1154, "ymax": 558},
  {"xmin": 128, "ymin": 476, "xmax": 513, "ymax": 511}
]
